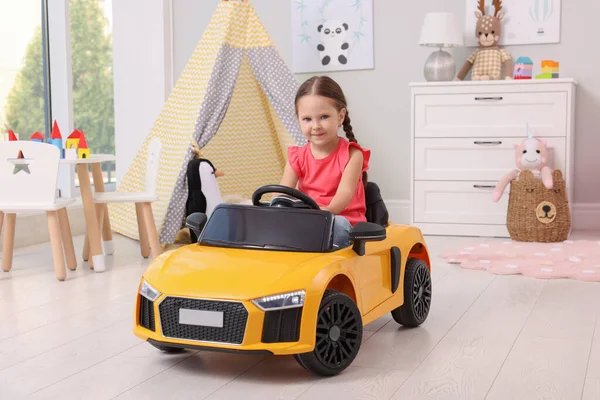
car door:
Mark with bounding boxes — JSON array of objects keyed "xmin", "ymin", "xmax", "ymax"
[{"xmin": 345, "ymin": 247, "xmax": 393, "ymax": 314}]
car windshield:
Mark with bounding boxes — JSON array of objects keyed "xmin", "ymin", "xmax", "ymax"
[{"xmin": 198, "ymin": 206, "xmax": 333, "ymax": 252}]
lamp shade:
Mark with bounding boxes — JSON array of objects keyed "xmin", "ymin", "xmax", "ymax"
[{"xmin": 419, "ymin": 12, "xmax": 463, "ymax": 48}]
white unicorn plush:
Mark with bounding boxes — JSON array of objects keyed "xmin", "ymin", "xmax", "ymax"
[{"xmin": 492, "ymin": 125, "xmax": 554, "ymax": 202}]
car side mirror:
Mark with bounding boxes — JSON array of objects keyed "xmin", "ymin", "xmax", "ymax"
[
  {"xmin": 349, "ymin": 222, "xmax": 386, "ymax": 256},
  {"xmin": 185, "ymin": 212, "xmax": 207, "ymax": 241}
]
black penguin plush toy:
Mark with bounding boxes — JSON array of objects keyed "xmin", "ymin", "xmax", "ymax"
[{"xmin": 184, "ymin": 152, "xmax": 224, "ymax": 243}]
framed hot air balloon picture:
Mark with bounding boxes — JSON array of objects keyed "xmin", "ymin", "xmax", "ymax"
[{"xmin": 465, "ymin": 0, "xmax": 561, "ymax": 46}]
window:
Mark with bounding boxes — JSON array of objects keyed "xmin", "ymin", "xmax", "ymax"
[
  {"xmin": 70, "ymin": 0, "xmax": 116, "ymax": 189},
  {"xmin": 0, "ymin": 0, "xmax": 51, "ymax": 141},
  {"xmin": 1, "ymin": 0, "xmax": 116, "ymax": 195}
]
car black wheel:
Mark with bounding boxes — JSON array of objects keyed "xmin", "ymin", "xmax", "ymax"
[
  {"xmin": 294, "ymin": 289, "xmax": 362, "ymax": 376},
  {"xmin": 148, "ymin": 341, "xmax": 186, "ymax": 354},
  {"xmin": 391, "ymin": 258, "xmax": 432, "ymax": 327}
]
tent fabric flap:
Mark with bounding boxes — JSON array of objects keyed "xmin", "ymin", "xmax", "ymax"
[
  {"xmin": 159, "ymin": 45, "xmax": 244, "ymax": 244},
  {"xmin": 193, "ymin": 52, "xmax": 289, "ymax": 212},
  {"xmin": 109, "ymin": 1, "xmax": 306, "ymax": 245},
  {"xmin": 108, "ymin": 1, "xmax": 245, "ymax": 242},
  {"xmin": 247, "ymin": 47, "xmax": 307, "ymax": 148}
]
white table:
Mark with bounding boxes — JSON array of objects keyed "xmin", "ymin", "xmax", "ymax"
[{"xmin": 61, "ymin": 154, "xmax": 116, "ymax": 272}]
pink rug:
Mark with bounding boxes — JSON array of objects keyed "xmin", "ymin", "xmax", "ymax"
[{"xmin": 440, "ymin": 240, "xmax": 600, "ymax": 282}]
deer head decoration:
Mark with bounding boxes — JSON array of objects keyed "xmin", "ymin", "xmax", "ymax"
[
  {"xmin": 457, "ymin": 0, "xmax": 513, "ymax": 80},
  {"xmin": 475, "ymin": 0, "xmax": 504, "ymax": 47}
]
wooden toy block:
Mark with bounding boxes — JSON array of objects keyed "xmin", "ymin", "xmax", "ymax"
[
  {"xmin": 514, "ymin": 56, "xmax": 533, "ymax": 80},
  {"xmin": 539, "ymin": 60, "xmax": 559, "ymax": 79},
  {"xmin": 30, "ymin": 132, "xmax": 45, "ymax": 142},
  {"xmin": 5, "ymin": 130, "xmax": 18, "ymax": 141},
  {"xmin": 66, "ymin": 129, "xmax": 81, "ymax": 149},
  {"xmin": 77, "ymin": 130, "xmax": 90, "ymax": 159},
  {"xmin": 50, "ymin": 120, "xmax": 64, "ymax": 157},
  {"xmin": 78, "ymin": 148, "xmax": 90, "ymax": 159}
]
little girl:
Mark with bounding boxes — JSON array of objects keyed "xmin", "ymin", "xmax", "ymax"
[{"xmin": 280, "ymin": 76, "xmax": 370, "ymax": 248}]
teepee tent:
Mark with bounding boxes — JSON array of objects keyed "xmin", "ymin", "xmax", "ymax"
[{"xmin": 109, "ymin": 0, "xmax": 306, "ymax": 244}]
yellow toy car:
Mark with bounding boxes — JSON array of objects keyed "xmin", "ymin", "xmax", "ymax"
[{"xmin": 134, "ymin": 184, "xmax": 432, "ymax": 376}]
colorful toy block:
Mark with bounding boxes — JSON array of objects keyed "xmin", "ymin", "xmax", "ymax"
[
  {"xmin": 30, "ymin": 132, "xmax": 45, "ymax": 142},
  {"xmin": 77, "ymin": 131, "xmax": 90, "ymax": 159},
  {"xmin": 536, "ymin": 60, "xmax": 559, "ymax": 79},
  {"xmin": 514, "ymin": 57, "xmax": 533, "ymax": 80},
  {"xmin": 50, "ymin": 120, "xmax": 64, "ymax": 157},
  {"xmin": 66, "ymin": 129, "xmax": 81, "ymax": 149},
  {"xmin": 5, "ymin": 130, "xmax": 18, "ymax": 141}
]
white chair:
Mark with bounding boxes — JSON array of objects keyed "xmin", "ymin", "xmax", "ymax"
[
  {"xmin": 95, "ymin": 138, "xmax": 162, "ymax": 258},
  {"xmin": 0, "ymin": 141, "xmax": 77, "ymax": 281}
]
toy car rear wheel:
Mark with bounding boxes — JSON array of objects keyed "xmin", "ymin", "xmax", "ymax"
[
  {"xmin": 294, "ymin": 289, "xmax": 362, "ymax": 376},
  {"xmin": 391, "ymin": 258, "xmax": 432, "ymax": 327}
]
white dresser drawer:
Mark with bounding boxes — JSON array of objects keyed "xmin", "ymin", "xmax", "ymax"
[
  {"xmin": 414, "ymin": 91, "xmax": 567, "ymax": 138},
  {"xmin": 413, "ymin": 181, "xmax": 508, "ymax": 225},
  {"xmin": 414, "ymin": 137, "xmax": 566, "ymax": 181}
]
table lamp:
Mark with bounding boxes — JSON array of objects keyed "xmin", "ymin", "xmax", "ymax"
[{"xmin": 419, "ymin": 12, "xmax": 463, "ymax": 81}]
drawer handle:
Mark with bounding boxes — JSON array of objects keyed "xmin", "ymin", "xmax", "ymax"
[
  {"xmin": 474, "ymin": 141, "xmax": 502, "ymax": 145},
  {"xmin": 473, "ymin": 185, "xmax": 496, "ymax": 189},
  {"xmin": 474, "ymin": 96, "xmax": 503, "ymax": 101}
]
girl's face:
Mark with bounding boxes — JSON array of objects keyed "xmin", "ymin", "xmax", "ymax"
[{"xmin": 296, "ymin": 94, "xmax": 346, "ymax": 147}]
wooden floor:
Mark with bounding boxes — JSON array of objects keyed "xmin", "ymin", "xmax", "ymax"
[{"xmin": 1, "ymin": 231, "xmax": 599, "ymax": 399}]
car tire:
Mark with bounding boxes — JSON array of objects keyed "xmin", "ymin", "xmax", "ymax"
[
  {"xmin": 294, "ymin": 289, "xmax": 362, "ymax": 376},
  {"xmin": 148, "ymin": 341, "xmax": 186, "ymax": 354},
  {"xmin": 391, "ymin": 258, "xmax": 432, "ymax": 327}
]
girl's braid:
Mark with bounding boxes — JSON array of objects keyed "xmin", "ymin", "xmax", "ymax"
[
  {"xmin": 342, "ymin": 110, "xmax": 356, "ymax": 143},
  {"xmin": 342, "ymin": 110, "xmax": 367, "ymax": 187}
]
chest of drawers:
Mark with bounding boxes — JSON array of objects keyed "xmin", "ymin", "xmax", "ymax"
[{"xmin": 409, "ymin": 79, "xmax": 577, "ymax": 237}]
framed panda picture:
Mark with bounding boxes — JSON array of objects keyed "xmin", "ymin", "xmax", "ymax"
[{"xmin": 291, "ymin": 0, "xmax": 374, "ymax": 73}]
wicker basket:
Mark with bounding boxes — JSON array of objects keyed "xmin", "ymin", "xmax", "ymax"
[{"xmin": 506, "ymin": 169, "xmax": 571, "ymax": 242}]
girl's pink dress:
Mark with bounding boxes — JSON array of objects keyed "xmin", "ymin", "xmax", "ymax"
[{"xmin": 288, "ymin": 137, "xmax": 370, "ymax": 226}]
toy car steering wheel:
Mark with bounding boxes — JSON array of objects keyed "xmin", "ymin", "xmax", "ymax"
[{"xmin": 252, "ymin": 185, "xmax": 320, "ymax": 210}]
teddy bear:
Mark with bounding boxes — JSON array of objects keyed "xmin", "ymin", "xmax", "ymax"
[
  {"xmin": 492, "ymin": 135, "xmax": 554, "ymax": 203},
  {"xmin": 457, "ymin": 0, "xmax": 513, "ymax": 81},
  {"xmin": 317, "ymin": 20, "xmax": 350, "ymax": 66}
]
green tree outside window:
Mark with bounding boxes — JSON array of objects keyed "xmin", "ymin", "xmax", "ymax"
[{"xmin": 3, "ymin": 0, "xmax": 115, "ymax": 180}]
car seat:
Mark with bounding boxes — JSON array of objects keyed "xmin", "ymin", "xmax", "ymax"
[{"xmin": 365, "ymin": 181, "xmax": 389, "ymax": 227}]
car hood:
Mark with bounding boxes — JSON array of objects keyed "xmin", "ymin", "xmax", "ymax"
[{"xmin": 144, "ymin": 244, "xmax": 333, "ymax": 300}]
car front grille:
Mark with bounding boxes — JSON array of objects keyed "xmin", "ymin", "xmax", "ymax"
[
  {"xmin": 261, "ymin": 307, "xmax": 302, "ymax": 343},
  {"xmin": 139, "ymin": 296, "xmax": 155, "ymax": 332},
  {"xmin": 159, "ymin": 297, "xmax": 248, "ymax": 344}
]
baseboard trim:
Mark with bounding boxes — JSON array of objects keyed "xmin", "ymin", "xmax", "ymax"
[
  {"xmin": 386, "ymin": 200, "xmax": 600, "ymax": 233},
  {"xmin": 572, "ymin": 203, "xmax": 600, "ymax": 231}
]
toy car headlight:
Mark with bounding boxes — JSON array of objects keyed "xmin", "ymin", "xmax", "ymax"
[
  {"xmin": 139, "ymin": 280, "xmax": 161, "ymax": 302},
  {"xmin": 251, "ymin": 290, "xmax": 305, "ymax": 311}
]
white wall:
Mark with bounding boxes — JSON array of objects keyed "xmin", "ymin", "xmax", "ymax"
[
  {"xmin": 114, "ymin": 0, "xmax": 600, "ymax": 221},
  {"xmin": 112, "ymin": 0, "xmax": 171, "ymax": 183},
  {"xmin": 169, "ymin": 0, "xmax": 600, "ymax": 206}
]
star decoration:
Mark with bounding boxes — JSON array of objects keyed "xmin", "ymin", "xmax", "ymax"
[{"xmin": 13, "ymin": 150, "xmax": 31, "ymax": 175}]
